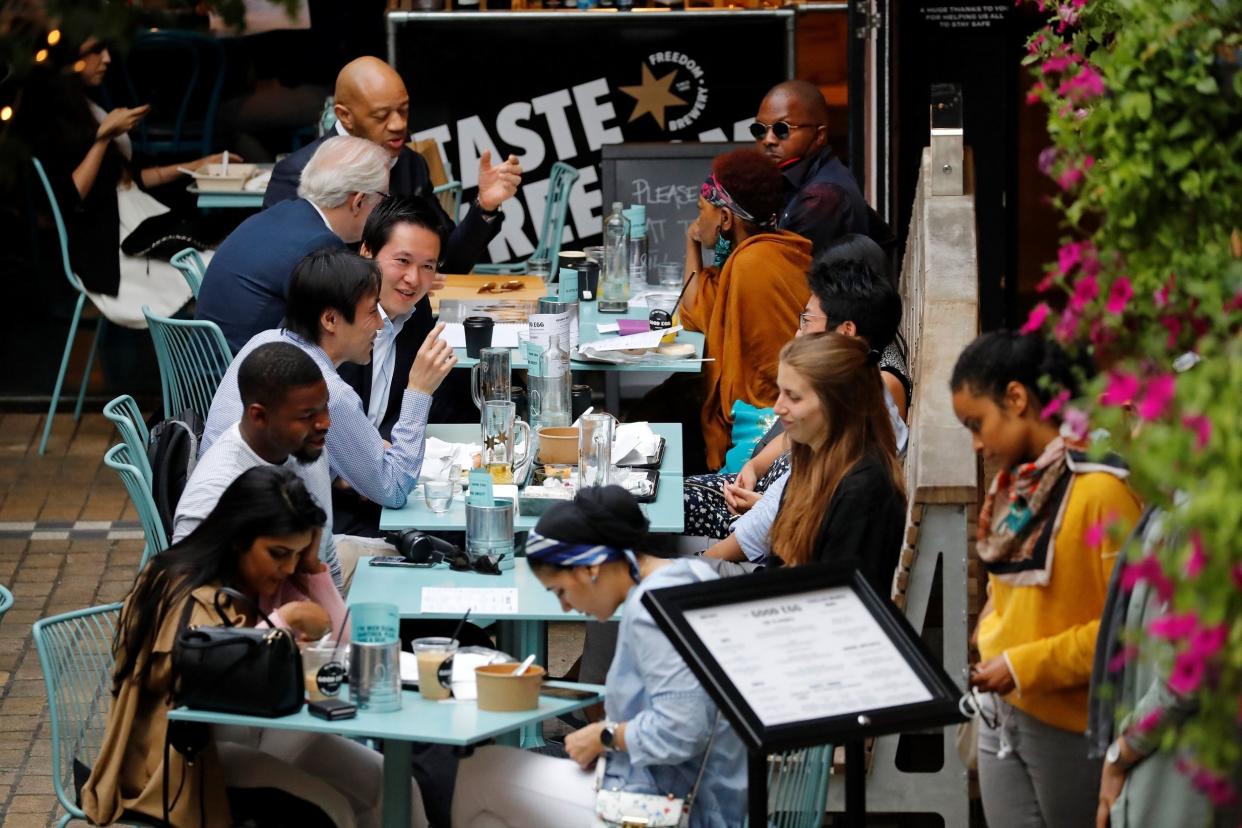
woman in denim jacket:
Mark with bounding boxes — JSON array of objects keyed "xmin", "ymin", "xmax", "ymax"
[{"xmin": 450, "ymin": 486, "xmax": 747, "ymax": 827}]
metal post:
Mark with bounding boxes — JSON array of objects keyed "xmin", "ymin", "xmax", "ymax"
[
  {"xmin": 748, "ymin": 750, "xmax": 768, "ymax": 828},
  {"xmin": 847, "ymin": 0, "xmax": 868, "ymax": 188}
]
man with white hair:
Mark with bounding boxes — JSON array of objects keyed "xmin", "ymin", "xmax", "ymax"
[{"xmin": 197, "ymin": 135, "xmax": 391, "ymax": 353}]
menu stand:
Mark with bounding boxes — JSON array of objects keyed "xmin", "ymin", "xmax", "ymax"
[{"xmin": 643, "ymin": 562, "xmax": 966, "ymax": 827}]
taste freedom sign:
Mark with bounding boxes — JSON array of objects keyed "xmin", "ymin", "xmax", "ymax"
[{"xmin": 389, "ymin": 9, "xmax": 792, "ymax": 263}]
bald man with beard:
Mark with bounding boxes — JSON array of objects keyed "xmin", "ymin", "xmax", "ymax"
[
  {"xmin": 265, "ymin": 57, "xmax": 522, "ymax": 274},
  {"xmin": 753, "ymin": 80, "xmax": 872, "ymax": 254}
]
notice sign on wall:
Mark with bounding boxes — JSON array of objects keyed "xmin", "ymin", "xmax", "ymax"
[
  {"xmin": 920, "ymin": 2, "xmax": 1008, "ymax": 31},
  {"xmin": 389, "ymin": 11, "xmax": 791, "ymax": 264}
]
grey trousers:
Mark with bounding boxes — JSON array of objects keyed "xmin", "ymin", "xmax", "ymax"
[{"xmin": 977, "ymin": 694, "xmax": 1101, "ymax": 828}]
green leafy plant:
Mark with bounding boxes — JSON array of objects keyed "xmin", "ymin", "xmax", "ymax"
[{"xmin": 1021, "ymin": 0, "xmax": 1242, "ymax": 801}]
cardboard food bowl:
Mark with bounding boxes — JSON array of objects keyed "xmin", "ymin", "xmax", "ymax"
[
  {"xmin": 193, "ymin": 163, "xmax": 258, "ymax": 191},
  {"xmin": 537, "ymin": 427, "xmax": 579, "ymax": 465},
  {"xmin": 475, "ymin": 663, "xmax": 545, "ymax": 712}
]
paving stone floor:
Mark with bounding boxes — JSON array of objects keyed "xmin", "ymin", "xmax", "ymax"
[{"xmin": 0, "ymin": 411, "xmax": 586, "ymax": 827}]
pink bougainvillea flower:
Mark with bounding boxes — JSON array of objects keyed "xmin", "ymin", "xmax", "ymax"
[
  {"xmin": 1070, "ymin": 274, "xmax": 1100, "ymax": 312},
  {"xmin": 1061, "ymin": 406, "xmax": 1090, "ymax": 442},
  {"xmin": 1232, "ymin": 562, "xmax": 1242, "ymax": 591},
  {"xmin": 1185, "ymin": 532, "xmax": 1207, "ymax": 577},
  {"xmin": 1134, "ymin": 709, "xmax": 1163, "ymax": 734},
  {"xmin": 1105, "ymin": 275, "xmax": 1134, "ymax": 314},
  {"xmin": 1225, "ymin": 291, "xmax": 1242, "ymax": 313},
  {"xmin": 1154, "ymin": 273, "xmax": 1176, "ymax": 308},
  {"xmin": 1083, "ymin": 517, "xmax": 1116, "ymax": 549},
  {"xmin": 1089, "ymin": 319, "xmax": 1116, "ymax": 349},
  {"xmin": 1100, "ymin": 371, "xmax": 1140, "ymax": 407},
  {"xmin": 1187, "ymin": 623, "xmax": 1228, "ymax": 661},
  {"xmin": 1041, "ymin": 389, "xmax": 1070, "ymax": 419},
  {"xmin": 1042, "ymin": 54, "xmax": 1072, "ymax": 74},
  {"xmin": 1122, "ymin": 556, "xmax": 1174, "ymax": 602},
  {"xmin": 1026, "ymin": 83, "xmax": 1045, "ymax": 105},
  {"xmin": 1038, "ymin": 146, "xmax": 1059, "ymax": 176},
  {"xmin": 1058, "ymin": 241, "xmax": 1083, "ymax": 275},
  {"xmin": 1020, "ymin": 303, "xmax": 1050, "ymax": 334},
  {"xmin": 1182, "ymin": 413, "xmax": 1211, "ymax": 451},
  {"xmin": 1168, "ymin": 651, "xmax": 1206, "ymax": 694},
  {"xmin": 1057, "ymin": 166, "xmax": 1084, "ymax": 190},
  {"xmin": 1136, "ymin": 373, "xmax": 1176, "ymax": 421},
  {"xmin": 1108, "ymin": 643, "xmax": 1138, "ymax": 673},
  {"xmin": 1036, "ymin": 273, "xmax": 1056, "ymax": 293},
  {"xmin": 1027, "ymin": 33, "xmax": 1046, "ymax": 53},
  {"xmin": 1148, "ymin": 611, "xmax": 1199, "ymax": 641}
]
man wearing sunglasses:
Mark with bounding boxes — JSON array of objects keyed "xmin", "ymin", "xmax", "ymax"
[{"xmin": 752, "ymin": 80, "xmax": 872, "ymax": 254}]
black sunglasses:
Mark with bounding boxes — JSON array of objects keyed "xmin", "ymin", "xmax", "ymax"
[{"xmin": 749, "ymin": 120, "xmax": 816, "ymax": 141}]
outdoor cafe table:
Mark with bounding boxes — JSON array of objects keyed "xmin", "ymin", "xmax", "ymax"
[
  {"xmin": 436, "ymin": 274, "xmax": 706, "ymax": 412},
  {"xmin": 168, "ymin": 681, "xmax": 603, "ymax": 828},
  {"xmin": 379, "ymin": 423, "xmax": 685, "ymax": 534},
  {"xmin": 348, "ymin": 555, "xmax": 616, "ymax": 748}
]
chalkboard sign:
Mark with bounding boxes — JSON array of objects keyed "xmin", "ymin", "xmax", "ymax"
[{"xmin": 600, "ymin": 142, "xmax": 752, "ymax": 281}]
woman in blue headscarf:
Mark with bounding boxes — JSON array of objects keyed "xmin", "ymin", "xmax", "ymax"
[{"xmin": 449, "ymin": 486, "xmax": 747, "ymax": 828}]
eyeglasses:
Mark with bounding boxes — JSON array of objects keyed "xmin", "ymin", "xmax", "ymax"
[
  {"xmin": 476, "ymin": 280, "xmax": 524, "ymax": 295},
  {"xmin": 798, "ymin": 311, "xmax": 828, "ymax": 330},
  {"xmin": 749, "ymin": 120, "xmax": 816, "ymax": 141}
]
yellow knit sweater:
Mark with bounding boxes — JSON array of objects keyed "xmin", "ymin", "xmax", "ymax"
[{"xmin": 977, "ymin": 472, "xmax": 1142, "ymax": 733}]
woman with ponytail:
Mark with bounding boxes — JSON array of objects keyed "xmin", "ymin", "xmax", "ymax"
[{"xmin": 704, "ymin": 333, "xmax": 905, "ymax": 595}]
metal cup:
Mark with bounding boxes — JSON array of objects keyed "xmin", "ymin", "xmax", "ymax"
[
  {"xmin": 465, "ymin": 497, "xmax": 516, "ymax": 559},
  {"xmin": 348, "ymin": 640, "xmax": 402, "ymax": 712}
]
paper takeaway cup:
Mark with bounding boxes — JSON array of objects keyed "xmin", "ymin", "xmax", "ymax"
[{"xmin": 474, "ymin": 663, "xmax": 545, "ymax": 712}]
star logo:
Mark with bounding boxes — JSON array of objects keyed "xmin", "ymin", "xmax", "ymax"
[{"xmin": 619, "ymin": 64, "xmax": 687, "ymax": 130}]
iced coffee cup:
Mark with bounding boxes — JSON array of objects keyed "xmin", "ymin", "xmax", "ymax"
[
  {"xmin": 302, "ymin": 638, "xmax": 343, "ymax": 703},
  {"xmin": 412, "ymin": 637, "xmax": 458, "ymax": 700}
]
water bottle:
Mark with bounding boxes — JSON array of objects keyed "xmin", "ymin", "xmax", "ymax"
[
  {"xmin": 532, "ymin": 334, "xmax": 572, "ymax": 428},
  {"xmin": 600, "ymin": 201, "xmax": 630, "ymax": 312},
  {"xmin": 626, "ymin": 205, "xmax": 649, "ymax": 296}
]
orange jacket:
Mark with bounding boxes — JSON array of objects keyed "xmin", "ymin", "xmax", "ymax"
[{"xmin": 680, "ymin": 230, "xmax": 812, "ymax": 469}]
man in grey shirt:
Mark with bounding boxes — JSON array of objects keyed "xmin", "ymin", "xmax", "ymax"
[{"xmin": 174, "ymin": 342, "xmax": 343, "ymax": 588}]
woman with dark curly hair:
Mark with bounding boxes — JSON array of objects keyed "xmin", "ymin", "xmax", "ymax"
[{"xmin": 633, "ymin": 149, "xmax": 812, "ymax": 473}]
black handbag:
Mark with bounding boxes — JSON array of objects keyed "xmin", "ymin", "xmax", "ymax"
[{"xmin": 172, "ymin": 587, "xmax": 305, "ymax": 717}]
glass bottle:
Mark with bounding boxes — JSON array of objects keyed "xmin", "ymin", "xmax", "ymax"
[
  {"xmin": 600, "ymin": 201, "xmax": 630, "ymax": 312},
  {"xmin": 626, "ymin": 205, "xmax": 649, "ymax": 297}
]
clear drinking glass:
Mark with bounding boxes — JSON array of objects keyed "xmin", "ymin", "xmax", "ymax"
[
  {"xmin": 578, "ymin": 412, "xmax": 616, "ymax": 488},
  {"xmin": 423, "ymin": 480, "xmax": 455, "ymax": 513},
  {"xmin": 471, "ymin": 347, "xmax": 512, "ymax": 412},
  {"xmin": 481, "ymin": 400, "xmax": 531, "ymax": 484},
  {"xmin": 657, "ymin": 262, "xmax": 683, "ymax": 288},
  {"xmin": 527, "ymin": 258, "xmax": 552, "ymax": 284}
]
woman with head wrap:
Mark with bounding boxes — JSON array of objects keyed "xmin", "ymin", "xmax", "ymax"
[{"xmin": 449, "ymin": 486, "xmax": 747, "ymax": 828}]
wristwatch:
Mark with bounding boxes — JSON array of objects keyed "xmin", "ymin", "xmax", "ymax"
[
  {"xmin": 473, "ymin": 196, "xmax": 501, "ymax": 222},
  {"xmin": 600, "ymin": 721, "xmax": 619, "ymax": 751},
  {"xmin": 1105, "ymin": 737, "xmax": 1138, "ymax": 772}
]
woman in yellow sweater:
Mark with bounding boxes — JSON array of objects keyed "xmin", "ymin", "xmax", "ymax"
[{"xmin": 951, "ymin": 331, "xmax": 1141, "ymax": 828}]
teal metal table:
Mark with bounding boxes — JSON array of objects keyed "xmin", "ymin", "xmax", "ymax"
[
  {"xmin": 379, "ymin": 423, "xmax": 684, "ymax": 533},
  {"xmin": 451, "ymin": 301, "xmax": 706, "ymax": 412},
  {"xmin": 168, "ymin": 681, "xmax": 602, "ymax": 828}
]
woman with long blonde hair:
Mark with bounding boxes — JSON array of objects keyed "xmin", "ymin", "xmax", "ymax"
[{"xmin": 707, "ymin": 333, "xmax": 905, "ymax": 593}]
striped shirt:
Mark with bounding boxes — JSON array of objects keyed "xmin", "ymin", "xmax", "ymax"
[{"xmin": 202, "ymin": 328, "xmax": 431, "ymax": 510}]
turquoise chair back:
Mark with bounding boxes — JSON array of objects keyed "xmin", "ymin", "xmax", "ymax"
[
  {"xmin": 433, "ymin": 180, "xmax": 464, "ymax": 222},
  {"xmin": 170, "ymin": 247, "xmax": 206, "ymax": 298},
  {"xmin": 0, "ymin": 584, "xmax": 12, "ymax": 619},
  {"xmin": 746, "ymin": 745, "xmax": 834, "ymax": 828},
  {"xmin": 31, "ymin": 158, "xmax": 107, "ymax": 455},
  {"xmin": 103, "ymin": 443, "xmax": 168, "ymax": 569},
  {"xmin": 122, "ymin": 30, "xmax": 226, "ymax": 158},
  {"xmin": 102, "ymin": 395, "xmax": 152, "ymax": 484},
  {"xmin": 318, "ymin": 95, "xmax": 338, "ymax": 136},
  {"xmin": 142, "ymin": 306, "xmax": 233, "ymax": 422},
  {"xmin": 474, "ymin": 161, "xmax": 580, "ymax": 274},
  {"xmin": 33, "ymin": 602, "xmax": 123, "ymax": 827}
]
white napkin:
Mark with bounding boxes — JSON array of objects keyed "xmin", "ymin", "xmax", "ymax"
[
  {"xmin": 243, "ymin": 169, "xmax": 271, "ymax": 191},
  {"xmin": 421, "ymin": 437, "xmax": 481, "ymax": 483},
  {"xmin": 613, "ymin": 422, "xmax": 659, "ymax": 465}
]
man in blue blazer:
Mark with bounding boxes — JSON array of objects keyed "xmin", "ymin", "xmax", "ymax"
[
  {"xmin": 264, "ymin": 57, "xmax": 522, "ymax": 274},
  {"xmin": 196, "ymin": 135, "xmax": 391, "ymax": 353}
]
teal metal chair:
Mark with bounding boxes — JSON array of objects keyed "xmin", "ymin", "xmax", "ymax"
[
  {"xmin": 142, "ymin": 306, "xmax": 233, "ymax": 421},
  {"xmin": 103, "ymin": 443, "xmax": 168, "ymax": 570},
  {"xmin": 32, "ymin": 602, "xmax": 135, "ymax": 828},
  {"xmin": 169, "ymin": 247, "xmax": 206, "ymax": 298},
  {"xmin": 434, "ymin": 180, "xmax": 464, "ymax": 222},
  {"xmin": 103, "ymin": 395, "xmax": 152, "ymax": 484},
  {"xmin": 474, "ymin": 161, "xmax": 580, "ymax": 274},
  {"xmin": 122, "ymin": 30, "xmax": 226, "ymax": 159},
  {"xmin": 756, "ymin": 745, "xmax": 834, "ymax": 828},
  {"xmin": 31, "ymin": 158, "xmax": 108, "ymax": 456},
  {"xmin": 0, "ymin": 584, "xmax": 13, "ymax": 619}
]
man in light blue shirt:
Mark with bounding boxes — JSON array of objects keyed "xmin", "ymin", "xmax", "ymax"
[
  {"xmin": 175, "ymin": 343, "xmax": 342, "ymax": 587},
  {"xmin": 202, "ymin": 248, "xmax": 457, "ymax": 534}
]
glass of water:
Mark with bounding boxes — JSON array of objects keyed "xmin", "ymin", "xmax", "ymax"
[
  {"xmin": 423, "ymin": 480, "xmax": 455, "ymax": 513},
  {"xmin": 657, "ymin": 262, "xmax": 683, "ymax": 289}
]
